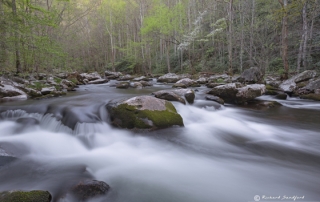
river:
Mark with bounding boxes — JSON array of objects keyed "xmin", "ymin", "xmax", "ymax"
[{"xmin": 0, "ymin": 81, "xmax": 319, "ymax": 202}]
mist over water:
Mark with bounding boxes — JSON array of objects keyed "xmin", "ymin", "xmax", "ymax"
[{"xmin": 0, "ymin": 84, "xmax": 319, "ymax": 202}]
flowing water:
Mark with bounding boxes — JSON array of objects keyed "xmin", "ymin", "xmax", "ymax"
[{"xmin": 0, "ymin": 82, "xmax": 319, "ymax": 202}]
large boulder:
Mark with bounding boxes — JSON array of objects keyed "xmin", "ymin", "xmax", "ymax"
[
  {"xmin": 237, "ymin": 67, "xmax": 263, "ymax": 84},
  {"xmin": 176, "ymin": 78, "xmax": 197, "ymax": 87},
  {"xmin": 152, "ymin": 89, "xmax": 195, "ymax": 104},
  {"xmin": 0, "ymin": 190, "xmax": 52, "ymax": 202},
  {"xmin": 196, "ymin": 77, "xmax": 208, "ymax": 84},
  {"xmin": 105, "ymin": 71, "xmax": 122, "ymax": 79},
  {"xmin": 157, "ymin": 73, "xmax": 181, "ymax": 83},
  {"xmin": 301, "ymin": 78, "xmax": 320, "ymax": 93},
  {"xmin": 117, "ymin": 74, "xmax": 133, "ymax": 81},
  {"xmin": 70, "ymin": 180, "xmax": 110, "ymax": 201},
  {"xmin": 79, "ymin": 72, "xmax": 101, "ymax": 82},
  {"xmin": 279, "ymin": 70, "xmax": 317, "ymax": 93},
  {"xmin": 107, "ymin": 96, "xmax": 184, "ymax": 129},
  {"xmin": 208, "ymin": 83, "xmax": 265, "ymax": 104},
  {"xmin": 0, "ymin": 83, "xmax": 27, "ymax": 100},
  {"xmin": 60, "ymin": 79, "xmax": 76, "ymax": 91}
]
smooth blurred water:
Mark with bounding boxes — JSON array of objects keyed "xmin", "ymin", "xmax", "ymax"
[{"xmin": 0, "ymin": 83, "xmax": 319, "ymax": 202}]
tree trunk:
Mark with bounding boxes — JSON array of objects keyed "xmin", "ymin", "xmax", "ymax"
[
  {"xmin": 279, "ymin": 0, "xmax": 289, "ymax": 79},
  {"xmin": 249, "ymin": 0, "xmax": 255, "ymax": 67},
  {"xmin": 228, "ymin": 0, "xmax": 233, "ymax": 75},
  {"xmin": 166, "ymin": 41, "xmax": 171, "ymax": 73},
  {"xmin": 302, "ymin": 1, "xmax": 308, "ymax": 71},
  {"xmin": 12, "ymin": 0, "xmax": 22, "ymax": 74}
]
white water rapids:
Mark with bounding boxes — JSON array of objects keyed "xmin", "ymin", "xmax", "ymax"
[{"xmin": 0, "ymin": 84, "xmax": 319, "ymax": 202}]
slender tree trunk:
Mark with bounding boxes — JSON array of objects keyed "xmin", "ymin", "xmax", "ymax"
[
  {"xmin": 239, "ymin": 0, "xmax": 244, "ymax": 72},
  {"xmin": 302, "ymin": 1, "xmax": 308, "ymax": 70},
  {"xmin": 249, "ymin": 0, "xmax": 255, "ymax": 66},
  {"xmin": 12, "ymin": 0, "xmax": 22, "ymax": 74},
  {"xmin": 166, "ymin": 41, "xmax": 171, "ymax": 73},
  {"xmin": 279, "ymin": 0, "xmax": 289, "ymax": 79},
  {"xmin": 228, "ymin": 0, "xmax": 233, "ymax": 75}
]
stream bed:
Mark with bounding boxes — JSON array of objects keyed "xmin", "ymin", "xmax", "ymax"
[{"xmin": 0, "ymin": 82, "xmax": 319, "ymax": 202}]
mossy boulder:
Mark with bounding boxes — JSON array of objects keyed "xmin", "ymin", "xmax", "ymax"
[
  {"xmin": 0, "ymin": 190, "xmax": 52, "ymax": 202},
  {"xmin": 107, "ymin": 96, "xmax": 184, "ymax": 130},
  {"xmin": 300, "ymin": 94, "xmax": 320, "ymax": 101},
  {"xmin": 237, "ymin": 67, "xmax": 263, "ymax": 84}
]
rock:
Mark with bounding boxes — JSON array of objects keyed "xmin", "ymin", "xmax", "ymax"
[
  {"xmin": 152, "ymin": 90, "xmax": 186, "ymax": 104},
  {"xmin": 37, "ymin": 73, "xmax": 47, "ymax": 80},
  {"xmin": 71, "ymin": 180, "xmax": 110, "ymax": 201},
  {"xmin": 206, "ymin": 83, "xmax": 224, "ymax": 88},
  {"xmin": 279, "ymin": 70, "xmax": 317, "ymax": 93},
  {"xmin": 176, "ymin": 78, "xmax": 196, "ymax": 87},
  {"xmin": 0, "ymin": 190, "xmax": 52, "ymax": 202},
  {"xmin": 0, "ymin": 84, "xmax": 27, "ymax": 100},
  {"xmin": 300, "ymin": 94, "xmax": 320, "ymax": 101},
  {"xmin": 67, "ymin": 72, "xmax": 82, "ymax": 85},
  {"xmin": 117, "ymin": 74, "xmax": 133, "ymax": 81},
  {"xmin": 41, "ymin": 87, "xmax": 56, "ymax": 95},
  {"xmin": 275, "ymin": 93, "xmax": 287, "ymax": 100},
  {"xmin": 205, "ymin": 95, "xmax": 224, "ymax": 105},
  {"xmin": 46, "ymin": 77, "xmax": 58, "ymax": 85},
  {"xmin": 105, "ymin": 71, "xmax": 122, "ymax": 79},
  {"xmin": 315, "ymin": 89, "xmax": 320, "ymax": 95},
  {"xmin": 56, "ymin": 72, "xmax": 68, "ymax": 79},
  {"xmin": 302, "ymin": 78, "xmax": 320, "ymax": 92},
  {"xmin": 208, "ymin": 83, "xmax": 265, "ymax": 104},
  {"xmin": 196, "ymin": 77, "xmax": 207, "ymax": 84},
  {"xmin": 208, "ymin": 74, "xmax": 231, "ymax": 83},
  {"xmin": 133, "ymin": 76, "xmax": 150, "ymax": 81},
  {"xmin": 153, "ymin": 89, "xmax": 195, "ymax": 104},
  {"xmin": 236, "ymin": 84, "xmax": 266, "ymax": 104},
  {"xmin": 107, "ymin": 96, "xmax": 184, "ymax": 129},
  {"xmin": 79, "ymin": 72, "xmax": 101, "ymax": 82},
  {"xmin": 116, "ymin": 82, "xmax": 130, "ymax": 89},
  {"xmin": 0, "ymin": 147, "xmax": 16, "ymax": 167},
  {"xmin": 60, "ymin": 79, "xmax": 76, "ymax": 91},
  {"xmin": 265, "ymin": 76, "xmax": 281, "ymax": 88},
  {"xmin": 88, "ymin": 79, "xmax": 108, "ymax": 85},
  {"xmin": 237, "ymin": 67, "xmax": 263, "ymax": 84},
  {"xmin": 172, "ymin": 83, "xmax": 187, "ymax": 88},
  {"xmin": 172, "ymin": 89, "xmax": 195, "ymax": 104},
  {"xmin": 16, "ymin": 117, "xmax": 40, "ymax": 126},
  {"xmin": 157, "ymin": 73, "xmax": 181, "ymax": 83},
  {"xmin": 131, "ymin": 82, "xmax": 143, "ymax": 89},
  {"xmin": 140, "ymin": 81, "xmax": 153, "ymax": 87}
]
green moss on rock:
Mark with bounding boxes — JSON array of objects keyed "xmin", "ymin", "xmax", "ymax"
[
  {"xmin": 300, "ymin": 94, "xmax": 320, "ymax": 101},
  {"xmin": 0, "ymin": 190, "xmax": 52, "ymax": 202},
  {"xmin": 107, "ymin": 96, "xmax": 184, "ymax": 130}
]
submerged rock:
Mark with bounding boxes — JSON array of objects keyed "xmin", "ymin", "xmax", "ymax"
[
  {"xmin": 107, "ymin": 96, "xmax": 184, "ymax": 129},
  {"xmin": 0, "ymin": 190, "xmax": 52, "ymax": 202},
  {"xmin": 71, "ymin": 180, "xmax": 110, "ymax": 201}
]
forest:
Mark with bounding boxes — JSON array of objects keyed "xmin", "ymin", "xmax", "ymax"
[{"xmin": 0, "ymin": 0, "xmax": 320, "ymax": 78}]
